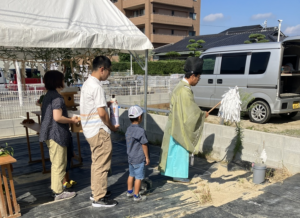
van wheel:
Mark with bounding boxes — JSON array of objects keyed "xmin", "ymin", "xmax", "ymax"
[
  {"xmin": 279, "ymin": 112, "xmax": 298, "ymax": 119},
  {"xmin": 248, "ymin": 101, "xmax": 271, "ymax": 124}
]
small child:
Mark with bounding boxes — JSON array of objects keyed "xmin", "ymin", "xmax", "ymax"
[{"xmin": 126, "ymin": 106, "xmax": 150, "ymax": 202}]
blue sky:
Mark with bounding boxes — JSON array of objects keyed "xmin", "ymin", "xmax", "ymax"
[{"xmin": 200, "ymin": 0, "xmax": 300, "ymax": 36}]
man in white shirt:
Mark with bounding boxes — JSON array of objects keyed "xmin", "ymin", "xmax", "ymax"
[{"xmin": 80, "ymin": 56, "xmax": 119, "ymax": 208}]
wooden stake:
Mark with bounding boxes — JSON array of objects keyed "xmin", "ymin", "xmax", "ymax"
[{"xmin": 208, "ymin": 101, "xmax": 221, "ymax": 114}]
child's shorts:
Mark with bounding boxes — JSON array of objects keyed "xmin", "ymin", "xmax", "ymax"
[{"xmin": 129, "ymin": 162, "xmax": 145, "ymax": 180}]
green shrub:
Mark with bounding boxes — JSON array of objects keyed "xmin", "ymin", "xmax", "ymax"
[{"xmin": 111, "ymin": 61, "xmax": 185, "ymax": 75}]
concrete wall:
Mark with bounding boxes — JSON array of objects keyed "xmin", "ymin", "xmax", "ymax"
[
  {"xmin": 117, "ymin": 93, "xmax": 170, "ymax": 106},
  {"xmin": 119, "ymin": 109, "xmax": 300, "ymax": 174}
]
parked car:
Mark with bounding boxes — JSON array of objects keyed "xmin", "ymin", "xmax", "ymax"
[{"xmin": 194, "ymin": 36, "xmax": 300, "ymax": 124}]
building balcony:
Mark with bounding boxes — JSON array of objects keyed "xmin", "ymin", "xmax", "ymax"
[
  {"xmin": 128, "ymin": 15, "xmax": 146, "ymax": 26},
  {"xmin": 151, "ymin": 14, "xmax": 193, "ymax": 27},
  {"xmin": 123, "ymin": 0, "xmax": 146, "ymax": 9},
  {"xmin": 151, "ymin": 34, "xmax": 185, "ymax": 44},
  {"xmin": 151, "ymin": 0, "xmax": 193, "ymax": 8}
]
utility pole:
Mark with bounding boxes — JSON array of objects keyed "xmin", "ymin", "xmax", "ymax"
[{"xmin": 277, "ymin": 20, "xmax": 283, "ymax": 42}]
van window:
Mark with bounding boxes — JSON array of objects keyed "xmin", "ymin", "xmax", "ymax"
[
  {"xmin": 0, "ymin": 72, "xmax": 2, "ymax": 77},
  {"xmin": 220, "ymin": 53, "xmax": 247, "ymax": 75},
  {"xmin": 249, "ymin": 52, "xmax": 270, "ymax": 74},
  {"xmin": 202, "ymin": 55, "xmax": 216, "ymax": 74}
]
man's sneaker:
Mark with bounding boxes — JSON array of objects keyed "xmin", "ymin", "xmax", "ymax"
[
  {"xmin": 92, "ymin": 198, "xmax": 118, "ymax": 207},
  {"xmin": 133, "ymin": 194, "xmax": 147, "ymax": 202},
  {"xmin": 90, "ymin": 191, "xmax": 111, "ymax": 200},
  {"xmin": 54, "ymin": 191, "xmax": 76, "ymax": 201}
]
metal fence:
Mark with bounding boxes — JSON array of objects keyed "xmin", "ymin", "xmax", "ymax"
[
  {"xmin": 0, "ymin": 76, "xmax": 183, "ymax": 120},
  {"xmin": 0, "ymin": 90, "xmax": 44, "ymax": 119}
]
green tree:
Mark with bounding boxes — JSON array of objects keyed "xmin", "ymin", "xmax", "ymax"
[
  {"xmin": 244, "ymin": 34, "xmax": 269, "ymax": 44},
  {"xmin": 118, "ymin": 53, "xmax": 131, "ymax": 62},
  {"xmin": 186, "ymin": 39, "xmax": 205, "ymax": 57},
  {"xmin": 165, "ymin": 51, "xmax": 181, "ymax": 60}
]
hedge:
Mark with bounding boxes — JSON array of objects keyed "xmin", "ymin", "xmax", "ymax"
[{"xmin": 111, "ymin": 61, "xmax": 185, "ymax": 75}]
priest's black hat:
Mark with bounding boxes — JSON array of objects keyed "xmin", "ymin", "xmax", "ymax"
[{"xmin": 184, "ymin": 57, "xmax": 203, "ymax": 74}]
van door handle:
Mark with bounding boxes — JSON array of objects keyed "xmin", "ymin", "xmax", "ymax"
[
  {"xmin": 208, "ymin": 79, "xmax": 213, "ymax": 84},
  {"xmin": 217, "ymin": 79, "xmax": 222, "ymax": 84}
]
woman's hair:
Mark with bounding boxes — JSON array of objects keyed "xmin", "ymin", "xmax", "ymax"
[{"xmin": 44, "ymin": 70, "xmax": 64, "ymax": 90}]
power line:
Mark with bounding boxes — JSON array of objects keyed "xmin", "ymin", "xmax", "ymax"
[{"xmin": 200, "ymin": 25, "xmax": 231, "ymax": 28}]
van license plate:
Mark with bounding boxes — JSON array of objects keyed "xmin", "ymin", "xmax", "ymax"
[{"xmin": 293, "ymin": 102, "xmax": 300, "ymax": 109}]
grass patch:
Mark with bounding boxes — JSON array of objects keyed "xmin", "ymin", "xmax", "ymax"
[
  {"xmin": 237, "ymin": 178, "xmax": 245, "ymax": 184},
  {"xmin": 192, "ymin": 183, "xmax": 212, "ymax": 204},
  {"xmin": 278, "ymin": 129, "xmax": 300, "ymax": 138},
  {"xmin": 265, "ymin": 166, "xmax": 292, "ymax": 183}
]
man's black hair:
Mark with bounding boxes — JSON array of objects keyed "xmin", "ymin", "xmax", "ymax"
[
  {"xmin": 185, "ymin": 71, "xmax": 201, "ymax": 79},
  {"xmin": 92, "ymin": 56, "xmax": 112, "ymax": 71},
  {"xmin": 44, "ymin": 70, "xmax": 64, "ymax": 90},
  {"xmin": 184, "ymin": 57, "xmax": 203, "ymax": 78}
]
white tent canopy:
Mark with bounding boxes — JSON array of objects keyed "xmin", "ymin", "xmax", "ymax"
[
  {"xmin": 0, "ymin": 0, "xmax": 153, "ymax": 129},
  {"xmin": 0, "ymin": 0, "xmax": 153, "ymax": 52}
]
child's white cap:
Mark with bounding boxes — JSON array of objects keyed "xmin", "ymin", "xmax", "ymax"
[{"xmin": 128, "ymin": 105, "xmax": 144, "ymax": 118}]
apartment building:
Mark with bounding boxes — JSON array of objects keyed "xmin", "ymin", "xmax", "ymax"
[{"xmin": 111, "ymin": 0, "xmax": 200, "ymax": 48}]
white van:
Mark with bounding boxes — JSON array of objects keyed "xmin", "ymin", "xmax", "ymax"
[{"xmin": 194, "ymin": 36, "xmax": 300, "ymax": 123}]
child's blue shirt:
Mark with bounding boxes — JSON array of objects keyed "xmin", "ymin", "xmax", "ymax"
[{"xmin": 125, "ymin": 124, "xmax": 148, "ymax": 164}]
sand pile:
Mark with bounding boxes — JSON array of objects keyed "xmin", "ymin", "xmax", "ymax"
[{"xmin": 184, "ymin": 165, "xmax": 272, "ymax": 207}]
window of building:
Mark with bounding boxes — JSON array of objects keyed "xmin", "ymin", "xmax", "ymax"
[
  {"xmin": 171, "ymin": 30, "xmax": 174, "ymax": 35},
  {"xmin": 249, "ymin": 52, "xmax": 271, "ymax": 75},
  {"xmin": 153, "ymin": 29, "xmax": 156, "ymax": 34},
  {"xmin": 189, "ymin": 31, "xmax": 196, "ymax": 36},
  {"xmin": 172, "ymin": 11, "xmax": 174, "ymax": 16},
  {"xmin": 202, "ymin": 55, "xmax": 216, "ymax": 74},
  {"xmin": 189, "ymin": 13, "xmax": 196, "ymax": 20},
  {"xmin": 221, "ymin": 53, "xmax": 247, "ymax": 75},
  {"xmin": 111, "ymin": 0, "xmax": 118, "ymax": 2},
  {"xmin": 153, "ymin": 9, "xmax": 156, "ymax": 13},
  {"xmin": 139, "ymin": 28, "xmax": 145, "ymax": 33},
  {"xmin": 140, "ymin": 9, "xmax": 145, "ymax": 16},
  {"xmin": 133, "ymin": 10, "xmax": 139, "ymax": 17}
]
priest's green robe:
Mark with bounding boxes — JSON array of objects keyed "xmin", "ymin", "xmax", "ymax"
[{"xmin": 159, "ymin": 80, "xmax": 206, "ymax": 178}]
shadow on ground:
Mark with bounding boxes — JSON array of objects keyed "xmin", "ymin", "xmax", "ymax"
[{"xmin": 1, "ymin": 131, "xmax": 298, "ymax": 218}]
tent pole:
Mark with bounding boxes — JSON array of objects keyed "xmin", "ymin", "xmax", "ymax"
[
  {"xmin": 144, "ymin": 50, "xmax": 148, "ymax": 130},
  {"xmin": 130, "ymin": 54, "xmax": 133, "ymax": 75},
  {"xmin": 14, "ymin": 61, "xmax": 23, "ymax": 107}
]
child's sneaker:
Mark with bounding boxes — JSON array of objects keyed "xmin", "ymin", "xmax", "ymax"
[
  {"xmin": 63, "ymin": 182, "xmax": 72, "ymax": 189},
  {"xmin": 133, "ymin": 194, "xmax": 146, "ymax": 202},
  {"xmin": 126, "ymin": 191, "xmax": 134, "ymax": 198},
  {"xmin": 69, "ymin": 180, "xmax": 77, "ymax": 186}
]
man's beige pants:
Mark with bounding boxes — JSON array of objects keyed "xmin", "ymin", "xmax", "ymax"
[
  {"xmin": 87, "ymin": 129, "xmax": 112, "ymax": 202},
  {"xmin": 46, "ymin": 140, "xmax": 67, "ymax": 194}
]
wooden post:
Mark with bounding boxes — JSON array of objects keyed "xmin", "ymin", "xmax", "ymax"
[{"xmin": 0, "ymin": 156, "xmax": 21, "ymax": 218}]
